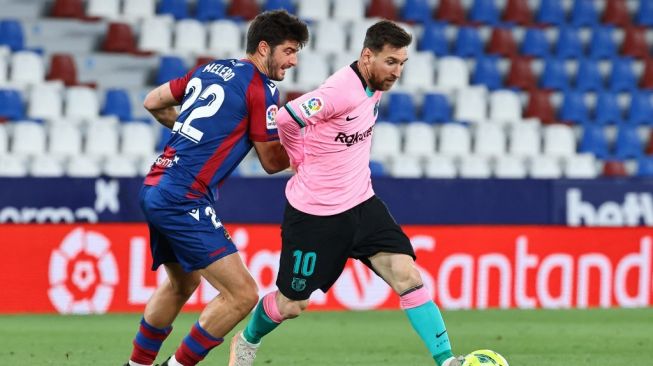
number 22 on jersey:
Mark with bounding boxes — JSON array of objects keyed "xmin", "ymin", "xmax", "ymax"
[{"xmin": 172, "ymin": 77, "xmax": 225, "ymax": 143}]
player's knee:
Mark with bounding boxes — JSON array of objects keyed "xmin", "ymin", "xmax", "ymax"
[
  {"xmin": 390, "ymin": 266, "xmax": 422, "ymax": 294},
  {"xmin": 233, "ymin": 280, "xmax": 259, "ymax": 315}
]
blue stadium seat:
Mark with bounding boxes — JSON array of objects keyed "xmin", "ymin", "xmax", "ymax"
[
  {"xmin": 369, "ymin": 160, "xmax": 386, "ymax": 177},
  {"xmin": 609, "ymin": 57, "xmax": 637, "ymax": 92},
  {"xmin": 627, "ymin": 91, "xmax": 653, "ymax": 125},
  {"xmin": 0, "ymin": 89, "xmax": 25, "ymax": 121},
  {"xmin": 540, "ymin": 58, "xmax": 568, "ymax": 90},
  {"xmin": 471, "ymin": 54, "xmax": 502, "ymax": 90},
  {"xmin": 418, "ymin": 21, "xmax": 449, "ymax": 56},
  {"xmin": 594, "ymin": 91, "xmax": 623, "ymax": 125},
  {"xmin": 579, "ymin": 124, "xmax": 609, "ymax": 159},
  {"xmin": 588, "ymin": 26, "xmax": 617, "ymax": 60},
  {"xmin": 422, "ymin": 92, "xmax": 451, "ymax": 124},
  {"xmin": 156, "ymin": 56, "xmax": 187, "ymax": 85},
  {"xmin": 384, "ymin": 93, "xmax": 417, "ymax": 123},
  {"xmin": 469, "ymin": 0, "xmax": 499, "ymax": 25},
  {"xmin": 535, "ymin": 0, "xmax": 565, "ymax": 25},
  {"xmin": 558, "ymin": 90, "xmax": 589, "ymax": 124},
  {"xmin": 636, "ymin": 1, "xmax": 653, "ymax": 26},
  {"xmin": 0, "ymin": 19, "xmax": 25, "ymax": 52},
  {"xmin": 555, "ymin": 27, "xmax": 583, "ymax": 59},
  {"xmin": 575, "ymin": 59, "xmax": 603, "ymax": 92},
  {"xmin": 195, "ymin": 0, "xmax": 226, "ymax": 21},
  {"xmin": 570, "ymin": 0, "xmax": 598, "ymax": 26},
  {"xmin": 158, "ymin": 0, "xmax": 189, "ymax": 19},
  {"xmin": 453, "ymin": 27, "xmax": 483, "ymax": 58},
  {"xmin": 401, "ymin": 0, "xmax": 432, "ymax": 23},
  {"xmin": 101, "ymin": 88, "xmax": 132, "ymax": 121},
  {"xmin": 636, "ymin": 156, "xmax": 653, "ymax": 177},
  {"xmin": 520, "ymin": 27, "xmax": 549, "ymax": 58},
  {"xmin": 264, "ymin": 0, "xmax": 295, "ymax": 13},
  {"xmin": 614, "ymin": 124, "xmax": 643, "ymax": 159}
]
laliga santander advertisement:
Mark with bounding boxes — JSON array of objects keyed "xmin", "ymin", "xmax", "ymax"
[{"xmin": 0, "ymin": 225, "xmax": 651, "ymax": 314}]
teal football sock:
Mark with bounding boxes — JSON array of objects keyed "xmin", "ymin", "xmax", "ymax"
[
  {"xmin": 404, "ymin": 301, "xmax": 454, "ymax": 366},
  {"xmin": 243, "ymin": 299, "xmax": 280, "ymax": 344}
]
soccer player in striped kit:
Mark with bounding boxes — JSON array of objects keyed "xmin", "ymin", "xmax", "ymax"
[
  {"xmin": 229, "ymin": 20, "xmax": 463, "ymax": 366},
  {"xmin": 122, "ymin": 10, "xmax": 308, "ymax": 366}
]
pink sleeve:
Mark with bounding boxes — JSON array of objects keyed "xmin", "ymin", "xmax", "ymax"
[
  {"xmin": 283, "ymin": 86, "xmax": 341, "ymax": 127},
  {"xmin": 276, "ymin": 106, "xmax": 303, "ymax": 169}
]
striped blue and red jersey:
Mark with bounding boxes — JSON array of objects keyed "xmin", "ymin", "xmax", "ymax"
[{"xmin": 144, "ymin": 59, "xmax": 280, "ymax": 202}]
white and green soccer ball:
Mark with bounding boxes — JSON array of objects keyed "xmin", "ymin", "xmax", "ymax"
[{"xmin": 462, "ymin": 349, "xmax": 509, "ymax": 366}]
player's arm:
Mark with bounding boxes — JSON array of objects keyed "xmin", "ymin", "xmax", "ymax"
[
  {"xmin": 143, "ymin": 83, "xmax": 179, "ymax": 129},
  {"xmin": 253, "ymin": 140, "xmax": 290, "ymax": 174}
]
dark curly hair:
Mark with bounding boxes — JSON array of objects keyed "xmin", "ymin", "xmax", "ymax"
[
  {"xmin": 246, "ymin": 10, "xmax": 309, "ymax": 54},
  {"xmin": 363, "ymin": 20, "xmax": 412, "ymax": 52}
]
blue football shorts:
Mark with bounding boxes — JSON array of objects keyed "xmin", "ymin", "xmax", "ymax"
[{"xmin": 139, "ymin": 185, "xmax": 238, "ymax": 272}]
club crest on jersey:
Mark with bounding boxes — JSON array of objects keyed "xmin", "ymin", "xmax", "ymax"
[
  {"xmin": 266, "ymin": 105, "xmax": 278, "ymax": 130},
  {"xmin": 300, "ymin": 97, "xmax": 323, "ymax": 118},
  {"xmin": 291, "ymin": 277, "xmax": 307, "ymax": 292}
]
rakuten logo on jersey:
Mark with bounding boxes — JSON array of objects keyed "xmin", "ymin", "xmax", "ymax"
[
  {"xmin": 334, "ymin": 126, "xmax": 374, "ymax": 147},
  {"xmin": 567, "ymin": 188, "xmax": 653, "ymax": 226}
]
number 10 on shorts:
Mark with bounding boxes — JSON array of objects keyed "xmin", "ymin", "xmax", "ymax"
[{"xmin": 292, "ymin": 250, "xmax": 316, "ymax": 277}]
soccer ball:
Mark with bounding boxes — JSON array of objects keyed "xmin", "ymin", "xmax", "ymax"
[{"xmin": 462, "ymin": 349, "xmax": 509, "ymax": 366}]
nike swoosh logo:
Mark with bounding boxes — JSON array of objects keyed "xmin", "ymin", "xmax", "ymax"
[
  {"xmin": 345, "ymin": 115, "xmax": 359, "ymax": 121},
  {"xmin": 436, "ymin": 330, "xmax": 447, "ymax": 338}
]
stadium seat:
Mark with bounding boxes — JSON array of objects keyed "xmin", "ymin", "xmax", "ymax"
[
  {"xmin": 401, "ymin": 0, "xmax": 432, "ymax": 23},
  {"xmin": 422, "ymin": 93, "xmax": 452, "ymax": 124},
  {"xmin": 86, "ymin": 124, "xmax": 119, "ymax": 157},
  {"xmin": 539, "ymin": 58, "xmax": 569, "ymax": 91},
  {"xmin": 570, "ymin": 0, "xmax": 598, "ymax": 27},
  {"xmin": 158, "ymin": 0, "xmax": 188, "ymax": 20},
  {"xmin": 228, "ymin": 0, "xmax": 259, "ymax": 21},
  {"xmin": 101, "ymin": 88, "xmax": 132, "ymax": 121},
  {"xmin": 297, "ymin": 0, "xmax": 330, "ymax": 21},
  {"xmin": 265, "ymin": 0, "xmax": 295, "ymax": 13},
  {"xmin": 502, "ymin": 0, "xmax": 532, "ymax": 25},
  {"xmin": 614, "ymin": 124, "xmax": 643, "ymax": 159},
  {"xmin": 588, "ymin": 26, "xmax": 617, "ymax": 60},
  {"xmin": 471, "ymin": 54, "xmax": 502, "ymax": 90},
  {"xmin": 104, "ymin": 156, "xmax": 138, "ymax": 179},
  {"xmin": 139, "ymin": 16, "xmax": 174, "ymax": 53},
  {"xmin": 389, "ymin": 155, "xmax": 423, "ymax": 178},
  {"xmin": 384, "ymin": 93, "xmax": 417, "ymax": 123},
  {"xmin": 0, "ymin": 89, "xmax": 25, "ymax": 121},
  {"xmin": 529, "ymin": 155, "xmax": 562, "ymax": 178},
  {"xmin": 369, "ymin": 160, "xmax": 386, "ymax": 177},
  {"xmin": 524, "ymin": 89, "xmax": 555, "ymax": 124},
  {"xmin": 418, "ymin": 22, "xmax": 448, "ymax": 56},
  {"xmin": 609, "ymin": 57, "xmax": 637, "ymax": 92},
  {"xmin": 66, "ymin": 156, "xmax": 101, "ymax": 177},
  {"xmin": 520, "ymin": 27, "xmax": 549, "ymax": 58},
  {"xmin": 640, "ymin": 58, "xmax": 653, "ymax": 90},
  {"xmin": 349, "ymin": 19, "xmax": 378, "ymax": 52},
  {"xmin": 102, "ymin": 22, "xmax": 137, "ymax": 53},
  {"xmin": 438, "ymin": 123, "xmax": 471, "ymax": 156},
  {"xmin": 455, "ymin": 87, "xmax": 487, "ymax": 124},
  {"xmin": 10, "ymin": 51, "xmax": 45, "ymax": 85},
  {"xmin": 208, "ymin": 20, "xmax": 242, "ymax": 57},
  {"xmin": 636, "ymin": 156, "xmax": 653, "ymax": 177},
  {"xmin": 331, "ymin": 52, "xmax": 358, "ymax": 71},
  {"xmin": 333, "ymin": 0, "xmax": 365, "ymax": 21},
  {"xmin": 509, "ymin": 121, "xmax": 541, "ymax": 157},
  {"xmin": 636, "ymin": 1, "xmax": 653, "ymax": 26},
  {"xmin": 494, "ymin": 155, "xmax": 527, "ymax": 178},
  {"xmin": 403, "ymin": 122, "xmax": 435, "ymax": 158},
  {"xmin": 594, "ymin": 91, "xmax": 623, "ymax": 125},
  {"xmin": 174, "ymin": 19, "xmax": 207, "ymax": 54},
  {"xmin": 543, "ymin": 124, "xmax": 576, "ymax": 158},
  {"xmin": 64, "ymin": 86, "xmax": 99, "ymax": 123},
  {"xmin": 474, "ymin": 123, "xmax": 506, "ymax": 157},
  {"xmin": 400, "ymin": 52, "xmax": 435, "ymax": 91},
  {"xmin": 558, "ymin": 90, "xmax": 589, "ymax": 124},
  {"xmin": 0, "ymin": 56, "xmax": 6, "ymax": 84},
  {"xmin": 49, "ymin": 123, "xmax": 82, "ymax": 157},
  {"xmin": 0, "ymin": 19, "xmax": 24, "ymax": 52},
  {"xmin": 124, "ymin": 0, "xmax": 156, "ymax": 19},
  {"xmin": 459, "ymin": 155, "xmax": 492, "ymax": 178},
  {"xmin": 578, "ymin": 124, "xmax": 609, "ymax": 159},
  {"xmin": 564, "ymin": 153, "xmax": 598, "ymax": 178},
  {"xmin": 602, "ymin": 160, "xmax": 628, "ymax": 177},
  {"xmin": 121, "ymin": 122, "xmax": 156, "ymax": 158},
  {"xmin": 435, "ymin": 0, "xmax": 466, "ymax": 24},
  {"xmin": 453, "ymin": 27, "xmax": 484, "ymax": 58},
  {"xmin": 488, "ymin": 89, "xmax": 522, "ymax": 124},
  {"xmin": 12, "ymin": 121, "xmax": 46, "ymax": 157},
  {"xmin": 424, "ymin": 155, "xmax": 457, "ymax": 178},
  {"xmin": 535, "ymin": 0, "xmax": 565, "ymax": 25},
  {"xmin": 156, "ymin": 56, "xmax": 187, "ymax": 85},
  {"xmin": 554, "ymin": 27, "xmax": 584, "ymax": 59},
  {"xmin": 295, "ymin": 52, "xmax": 329, "ymax": 90},
  {"xmin": 0, "ymin": 124, "xmax": 7, "ymax": 153},
  {"xmin": 603, "ymin": 0, "xmax": 631, "ymax": 26},
  {"xmin": 47, "ymin": 53, "xmax": 78, "ymax": 86},
  {"xmin": 367, "ymin": 0, "xmax": 398, "ymax": 20},
  {"xmin": 469, "ymin": 0, "xmax": 499, "ymax": 25},
  {"xmin": 313, "ymin": 20, "xmax": 347, "ymax": 55},
  {"xmin": 574, "ymin": 58, "xmax": 604, "ymax": 92},
  {"xmin": 436, "ymin": 56, "xmax": 469, "ymax": 90},
  {"xmin": 28, "ymin": 86, "xmax": 63, "ymax": 121},
  {"xmin": 371, "ymin": 122, "xmax": 401, "ymax": 160},
  {"xmin": 486, "ymin": 26, "xmax": 517, "ymax": 57},
  {"xmin": 30, "ymin": 156, "xmax": 65, "ymax": 177},
  {"xmin": 51, "ymin": 0, "xmax": 85, "ymax": 19},
  {"xmin": 621, "ymin": 26, "xmax": 649, "ymax": 59},
  {"xmin": 626, "ymin": 91, "xmax": 653, "ymax": 125},
  {"xmin": 505, "ymin": 56, "xmax": 537, "ymax": 90},
  {"xmin": 0, "ymin": 155, "xmax": 28, "ymax": 177},
  {"xmin": 87, "ymin": 0, "xmax": 120, "ymax": 19},
  {"xmin": 195, "ymin": 0, "xmax": 226, "ymax": 21}
]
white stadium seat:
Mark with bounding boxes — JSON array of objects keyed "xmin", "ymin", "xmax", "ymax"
[
  {"xmin": 401, "ymin": 52, "xmax": 435, "ymax": 92},
  {"xmin": 313, "ymin": 20, "xmax": 347, "ymax": 55},
  {"xmin": 529, "ymin": 155, "xmax": 562, "ymax": 179},
  {"xmin": 509, "ymin": 122, "xmax": 541, "ymax": 157},
  {"xmin": 104, "ymin": 155, "xmax": 138, "ymax": 177},
  {"xmin": 49, "ymin": 123, "xmax": 82, "ymax": 158},
  {"xmin": 0, "ymin": 124, "xmax": 8, "ymax": 154},
  {"xmin": 85, "ymin": 123, "xmax": 119, "ymax": 157},
  {"xmin": 296, "ymin": 52, "xmax": 330, "ymax": 90},
  {"xmin": 0, "ymin": 154, "xmax": 28, "ymax": 177},
  {"xmin": 403, "ymin": 122, "xmax": 436, "ymax": 158},
  {"xmin": 87, "ymin": 0, "xmax": 120, "ymax": 19},
  {"xmin": 30, "ymin": 155, "xmax": 64, "ymax": 177},
  {"xmin": 11, "ymin": 121, "xmax": 46, "ymax": 156},
  {"xmin": 436, "ymin": 56, "xmax": 469, "ymax": 91},
  {"xmin": 123, "ymin": 0, "xmax": 156, "ymax": 19},
  {"xmin": 489, "ymin": 90, "xmax": 523, "ymax": 124},
  {"xmin": 297, "ymin": 0, "xmax": 330, "ymax": 21},
  {"xmin": 543, "ymin": 124, "xmax": 576, "ymax": 158},
  {"xmin": 65, "ymin": 86, "xmax": 100, "ymax": 123},
  {"xmin": 28, "ymin": 86, "xmax": 63, "ymax": 121},
  {"xmin": 390, "ymin": 154, "xmax": 423, "ymax": 178},
  {"xmin": 459, "ymin": 155, "xmax": 492, "ymax": 178},
  {"xmin": 424, "ymin": 155, "xmax": 457, "ymax": 178},
  {"xmin": 66, "ymin": 156, "xmax": 101, "ymax": 177},
  {"xmin": 494, "ymin": 155, "xmax": 527, "ymax": 178},
  {"xmin": 564, "ymin": 153, "xmax": 598, "ymax": 179},
  {"xmin": 438, "ymin": 123, "xmax": 471, "ymax": 157},
  {"xmin": 138, "ymin": 16, "xmax": 173, "ymax": 53},
  {"xmin": 208, "ymin": 20, "xmax": 243, "ymax": 57},
  {"xmin": 333, "ymin": 0, "xmax": 366, "ymax": 20},
  {"xmin": 455, "ymin": 87, "xmax": 487, "ymax": 124},
  {"xmin": 371, "ymin": 122, "xmax": 401, "ymax": 161},
  {"xmin": 174, "ymin": 19, "xmax": 207, "ymax": 54},
  {"xmin": 121, "ymin": 122, "xmax": 156, "ymax": 157},
  {"xmin": 10, "ymin": 51, "xmax": 45, "ymax": 85},
  {"xmin": 474, "ymin": 123, "xmax": 506, "ymax": 157}
]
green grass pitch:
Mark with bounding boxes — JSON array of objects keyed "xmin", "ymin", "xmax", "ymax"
[{"xmin": 1, "ymin": 308, "xmax": 651, "ymax": 365}]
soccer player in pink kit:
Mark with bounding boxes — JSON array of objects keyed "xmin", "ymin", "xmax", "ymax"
[{"xmin": 229, "ymin": 20, "xmax": 463, "ymax": 366}]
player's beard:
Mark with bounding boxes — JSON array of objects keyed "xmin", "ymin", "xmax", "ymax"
[
  {"xmin": 266, "ymin": 55, "xmax": 284, "ymax": 81},
  {"xmin": 368, "ymin": 71, "xmax": 397, "ymax": 91}
]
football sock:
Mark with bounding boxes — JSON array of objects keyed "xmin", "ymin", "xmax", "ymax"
[
  {"xmin": 400, "ymin": 285, "xmax": 454, "ymax": 366},
  {"xmin": 173, "ymin": 322, "xmax": 224, "ymax": 366},
  {"xmin": 130, "ymin": 317, "xmax": 172, "ymax": 365},
  {"xmin": 243, "ymin": 291, "xmax": 283, "ymax": 344}
]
